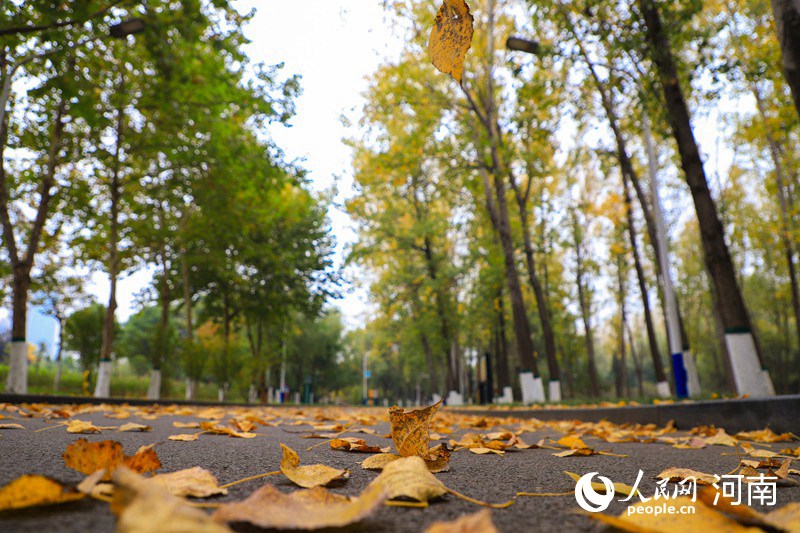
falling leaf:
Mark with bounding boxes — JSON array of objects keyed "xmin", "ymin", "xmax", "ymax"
[
  {"xmin": 428, "ymin": 0, "xmax": 474, "ymax": 84},
  {"xmin": 67, "ymin": 420, "xmax": 103, "ymax": 433},
  {"xmin": 213, "ymin": 483, "xmax": 387, "ymax": 530},
  {"xmin": 119, "ymin": 423, "xmax": 152, "ymax": 432},
  {"xmin": 330, "ymin": 437, "xmax": 386, "ymax": 453},
  {"xmin": 370, "ymin": 456, "xmax": 447, "ymax": 502},
  {"xmin": 590, "ymin": 496, "xmax": 762, "ymax": 532},
  {"xmin": 113, "ymin": 467, "xmax": 230, "ymax": 533},
  {"xmin": 424, "ymin": 509, "xmax": 499, "ymax": 533},
  {"xmin": 0, "ymin": 423, "xmax": 24, "ymax": 429},
  {"xmin": 0, "ymin": 475, "xmax": 85, "ymax": 511},
  {"xmin": 656, "ymin": 468, "xmax": 718, "ymax": 485},
  {"xmin": 168, "ymin": 433, "xmax": 199, "ymax": 442},
  {"xmin": 280, "ymin": 443, "xmax": 349, "ymax": 488},
  {"xmin": 389, "ymin": 399, "xmax": 442, "ymax": 458},
  {"xmin": 151, "ymin": 467, "xmax": 227, "ymax": 498}
]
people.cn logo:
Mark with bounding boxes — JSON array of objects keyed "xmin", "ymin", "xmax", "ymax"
[{"xmin": 574, "ymin": 472, "xmax": 615, "ymax": 512}]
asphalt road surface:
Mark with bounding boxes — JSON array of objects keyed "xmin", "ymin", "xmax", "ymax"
[{"xmin": 0, "ymin": 402, "xmax": 798, "ymax": 532}]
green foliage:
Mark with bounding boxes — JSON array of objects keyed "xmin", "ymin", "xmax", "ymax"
[{"xmin": 63, "ymin": 303, "xmax": 109, "ymax": 372}]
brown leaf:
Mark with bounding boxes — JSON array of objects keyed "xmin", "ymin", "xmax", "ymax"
[
  {"xmin": 63, "ymin": 438, "xmax": 160, "ymax": 480},
  {"xmin": 280, "ymin": 443, "xmax": 349, "ymax": 488},
  {"xmin": 213, "ymin": 483, "xmax": 386, "ymax": 530},
  {"xmin": 123, "ymin": 446, "xmax": 161, "ymax": 475},
  {"xmin": 66, "ymin": 419, "xmax": 102, "ymax": 434},
  {"xmin": 369, "ymin": 456, "xmax": 447, "ymax": 502},
  {"xmin": 424, "ymin": 509, "xmax": 499, "ymax": 533},
  {"xmin": 113, "ymin": 467, "xmax": 230, "ymax": 533},
  {"xmin": 360, "ymin": 453, "xmax": 402, "ymax": 471},
  {"xmin": 656, "ymin": 467, "xmax": 717, "ymax": 485},
  {"xmin": 330, "ymin": 437, "xmax": 385, "ymax": 453},
  {"xmin": 736, "ymin": 428, "xmax": 796, "ymax": 443},
  {"xmin": 389, "ymin": 399, "xmax": 442, "ymax": 458},
  {"xmin": 428, "ymin": 0, "xmax": 474, "ymax": 84},
  {"xmin": 173, "ymin": 421, "xmax": 200, "ymax": 429},
  {"xmin": 151, "ymin": 467, "xmax": 227, "ymax": 498},
  {"xmin": 0, "ymin": 475, "xmax": 84, "ymax": 511}
]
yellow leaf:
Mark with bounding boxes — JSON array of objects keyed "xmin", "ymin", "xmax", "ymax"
[
  {"xmin": 469, "ymin": 447, "xmax": 504, "ymax": 455},
  {"xmin": 765, "ymin": 502, "xmax": 800, "ymax": 531},
  {"xmin": 0, "ymin": 475, "xmax": 84, "ymax": 511},
  {"xmin": 113, "ymin": 467, "xmax": 230, "ymax": 533},
  {"xmin": 279, "ymin": 443, "xmax": 349, "ymax": 488},
  {"xmin": 67, "ymin": 419, "xmax": 102, "ymax": 433},
  {"xmin": 151, "ymin": 467, "xmax": 227, "ymax": 498},
  {"xmin": 173, "ymin": 421, "xmax": 200, "ymax": 428},
  {"xmin": 369, "ymin": 456, "xmax": 447, "ymax": 502},
  {"xmin": 360, "ymin": 453, "xmax": 402, "ymax": 470},
  {"xmin": 123, "ymin": 446, "xmax": 161, "ymax": 475},
  {"xmin": 428, "ymin": 0, "xmax": 474, "ymax": 84},
  {"xmin": 656, "ymin": 468, "xmax": 717, "ymax": 485},
  {"xmin": 565, "ymin": 471, "xmax": 638, "ymax": 498},
  {"xmin": 704, "ymin": 429, "xmax": 739, "ymax": 447},
  {"xmin": 389, "ymin": 399, "xmax": 442, "ymax": 457},
  {"xmin": 330, "ymin": 437, "xmax": 386, "ymax": 453},
  {"xmin": 424, "ymin": 509, "xmax": 499, "ymax": 533},
  {"xmin": 119, "ymin": 423, "xmax": 152, "ymax": 432},
  {"xmin": 168, "ymin": 433, "xmax": 199, "ymax": 442},
  {"xmin": 213, "ymin": 483, "xmax": 386, "ymax": 529},
  {"xmin": 63, "ymin": 438, "xmax": 160, "ymax": 480},
  {"xmin": 736, "ymin": 428, "xmax": 796, "ymax": 443},
  {"xmin": 557, "ymin": 435, "xmax": 587, "ymax": 449},
  {"xmin": 0, "ymin": 423, "xmax": 24, "ymax": 429}
]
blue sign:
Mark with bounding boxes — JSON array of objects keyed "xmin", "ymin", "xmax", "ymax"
[{"xmin": 364, "ymin": 370, "xmax": 371, "ymax": 379}]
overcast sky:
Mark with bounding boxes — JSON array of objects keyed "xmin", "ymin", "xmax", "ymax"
[{"xmin": 84, "ymin": 1, "xmax": 403, "ymax": 328}]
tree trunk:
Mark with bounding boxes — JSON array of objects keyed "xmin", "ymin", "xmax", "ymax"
[
  {"xmin": 627, "ymin": 324, "xmax": 645, "ymax": 397},
  {"xmin": 150, "ymin": 268, "xmax": 170, "ymax": 400},
  {"xmin": 181, "ymin": 254, "xmax": 196, "ymax": 400},
  {"xmin": 617, "ymin": 255, "xmax": 630, "ymax": 399},
  {"xmin": 571, "ymin": 210, "xmax": 600, "ymax": 397},
  {"xmin": 623, "ymin": 173, "xmax": 670, "ymax": 393},
  {"xmin": 638, "ymin": 0, "xmax": 774, "ymax": 396},
  {"xmin": 495, "ymin": 290, "xmax": 510, "ymax": 390},
  {"xmin": 769, "ymin": 0, "xmax": 800, "ymax": 117}
]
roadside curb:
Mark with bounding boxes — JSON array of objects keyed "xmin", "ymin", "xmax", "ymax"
[{"xmin": 451, "ymin": 394, "xmax": 800, "ymax": 434}]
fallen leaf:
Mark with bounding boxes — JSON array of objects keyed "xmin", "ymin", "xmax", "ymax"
[
  {"xmin": 705, "ymin": 429, "xmax": 739, "ymax": 447},
  {"xmin": 123, "ymin": 446, "xmax": 161, "ymax": 475},
  {"xmin": 736, "ymin": 428, "xmax": 796, "ymax": 443},
  {"xmin": 557, "ymin": 435, "xmax": 587, "ymax": 449},
  {"xmin": 173, "ymin": 421, "xmax": 200, "ymax": 429},
  {"xmin": 229, "ymin": 419, "xmax": 256, "ymax": 433},
  {"xmin": 360, "ymin": 453, "xmax": 401, "ymax": 471},
  {"xmin": 330, "ymin": 437, "xmax": 385, "ymax": 453},
  {"xmin": 63, "ymin": 438, "xmax": 160, "ymax": 480},
  {"xmin": 765, "ymin": 502, "xmax": 800, "ymax": 531},
  {"xmin": 0, "ymin": 423, "xmax": 24, "ymax": 429},
  {"xmin": 565, "ymin": 471, "xmax": 639, "ymax": 497},
  {"xmin": 213, "ymin": 483, "xmax": 386, "ymax": 530},
  {"xmin": 428, "ymin": 0, "xmax": 474, "ymax": 84},
  {"xmin": 113, "ymin": 467, "xmax": 230, "ymax": 533},
  {"xmin": 280, "ymin": 443, "xmax": 349, "ymax": 488},
  {"xmin": 67, "ymin": 420, "xmax": 103, "ymax": 434},
  {"xmin": 469, "ymin": 447, "xmax": 504, "ymax": 455},
  {"xmin": 424, "ymin": 509, "xmax": 498, "ymax": 533},
  {"xmin": 656, "ymin": 467, "xmax": 717, "ymax": 485},
  {"xmin": 168, "ymin": 433, "xmax": 199, "ymax": 442},
  {"xmin": 369, "ymin": 456, "xmax": 447, "ymax": 502},
  {"xmin": 0, "ymin": 475, "xmax": 84, "ymax": 511},
  {"xmin": 151, "ymin": 467, "xmax": 228, "ymax": 498},
  {"xmin": 119, "ymin": 423, "xmax": 152, "ymax": 432},
  {"xmin": 389, "ymin": 399, "xmax": 442, "ymax": 458}
]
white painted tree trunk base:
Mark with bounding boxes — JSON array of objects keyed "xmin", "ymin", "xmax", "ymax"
[
  {"xmin": 218, "ymin": 383, "xmax": 228, "ymax": 402},
  {"xmin": 248, "ymin": 385, "xmax": 257, "ymax": 403},
  {"xmin": 446, "ymin": 390, "xmax": 464, "ymax": 406},
  {"xmin": 548, "ymin": 380, "xmax": 562, "ymax": 403},
  {"xmin": 725, "ymin": 332, "xmax": 775, "ymax": 397},
  {"xmin": 432, "ymin": 393, "xmax": 442, "ymax": 405},
  {"xmin": 683, "ymin": 351, "xmax": 701, "ymax": 397},
  {"xmin": 7, "ymin": 342, "xmax": 27, "ymax": 394},
  {"xmin": 185, "ymin": 379, "xmax": 196, "ymax": 401},
  {"xmin": 146, "ymin": 370, "xmax": 161, "ymax": 400},
  {"xmin": 520, "ymin": 372, "xmax": 545, "ymax": 404},
  {"xmin": 656, "ymin": 381, "xmax": 671, "ymax": 398},
  {"xmin": 94, "ymin": 361, "xmax": 112, "ymax": 398},
  {"xmin": 496, "ymin": 386, "xmax": 514, "ymax": 404}
]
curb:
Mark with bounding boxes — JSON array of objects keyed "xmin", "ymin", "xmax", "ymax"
[{"xmin": 451, "ymin": 394, "xmax": 800, "ymax": 434}]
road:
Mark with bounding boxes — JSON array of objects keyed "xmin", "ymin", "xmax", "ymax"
[{"xmin": 0, "ymin": 401, "xmax": 798, "ymax": 532}]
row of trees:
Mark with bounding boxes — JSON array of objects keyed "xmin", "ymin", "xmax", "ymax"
[
  {"xmin": 1, "ymin": 1, "xmax": 338, "ymax": 398},
  {"xmin": 345, "ymin": 0, "xmax": 800, "ymax": 403}
]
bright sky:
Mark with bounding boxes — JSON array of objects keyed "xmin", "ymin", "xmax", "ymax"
[{"xmin": 88, "ymin": 0, "xmax": 402, "ymax": 328}]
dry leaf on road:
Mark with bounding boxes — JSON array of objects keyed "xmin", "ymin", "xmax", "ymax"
[
  {"xmin": 63, "ymin": 438, "xmax": 160, "ymax": 480},
  {"xmin": 113, "ymin": 467, "xmax": 230, "ymax": 533},
  {"xmin": 119, "ymin": 423, "xmax": 152, "ymax": 432},
  {"xmin": 330, "ymin": 437, "xmax": 387, "ymax": 453},
  {"xmin": 150, "ymin": 467, "xmax": 227, "ymax": 498},
  {"xmin": 656, "ymin": 467, "xmax": 718, "ymax": 485},
  {"xmin": 213, "ymin": 483, "xmax": 386, "ymax": 530},
  {"xmin": 369, "ymin": 456, "xmax": 447, "ymax": 502},
  {"xmin": 428, "ymin": 0, "xmax": 474, "ymax": 84},
  {"xmin": 424, "ymin": 509, "xmax": 499, "ymax": 533},
  {"xmin": 66, "ymin": 420, "xmax": 103, "ymax": 434},
  {"xmin": 0, "ymin": 423, "xmax": 24, "ymax": 429},
  {"xmin": 389, "ymin": 399, "xmax": 442, "ymax": 458},
  {"xmin": 280, "ymin": 443, "xmax": 349, "ymax": 488},
  {"xmin": 168, "ymin": 433, "xmax": 199, "ymax": 442},
  {"xmin": 0, "ymin": 475, "xmax": 85, "ymax": 511}
]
